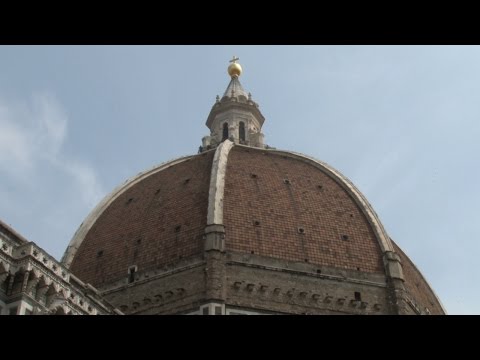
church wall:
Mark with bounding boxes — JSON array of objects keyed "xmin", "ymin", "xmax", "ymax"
[
  {"xmin": 101, "ymin": 255, "xmax": 206, "ymax": 315},
  {"xmin": 0, "ymin": 223, "xmax": 119, "ymax": 315},
  {"xmin": 225, "ymin": 252, "xmax": 389, "ymax": 315}
]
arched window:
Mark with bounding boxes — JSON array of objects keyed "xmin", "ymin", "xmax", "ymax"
[
  {"xmin": 222, "ymin": 123, "xmax": 229, "ymax": 141},
  {"xmin": 239, "ymin": 122, "xmax": 246, "ymax": 142}
]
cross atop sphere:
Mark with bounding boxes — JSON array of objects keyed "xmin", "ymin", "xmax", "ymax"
[{"xmin": 227, "ymin": 56, "xmax": 242, "ymax": 78}]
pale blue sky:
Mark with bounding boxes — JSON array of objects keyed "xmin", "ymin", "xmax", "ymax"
[{"xmin": 0, "ymin": 45, "xmax": 478, "ymax": 314}]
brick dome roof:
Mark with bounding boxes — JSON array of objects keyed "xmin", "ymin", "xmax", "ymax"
[
  {"xmin": 62, "ymin": 140, "xmax": 444, "ymax": 314},
  {"xmin": 64, "ymin": 151, "xmax": 214, "ymax": 287}
]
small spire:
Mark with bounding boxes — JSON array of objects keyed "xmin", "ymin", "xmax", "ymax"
[
  {"xmin": 228, "ymin": 56, "xmax": 242, "ymax": 78},
  {"xmin": 202, "ymin": 58, "xmax": 267, "ymax": 152},
  {"xmin": 223, "ymin": 56, "xmax": 248, "ymax": 99}
]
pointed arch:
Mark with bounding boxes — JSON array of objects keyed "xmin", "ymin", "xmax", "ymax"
[
  {"xmin": 46, "ymin": 284, "xmax": 59, "ymax": 297},
  {"xmin": 239, "ymin": 122, "xmax": 246, "ymax": 142},
  {"xmin": 222, "ymin": 123, "xmax": 229, "ymax": 141},
  {"xmin": 25, "ymin": 271, "xmax": 39, "ymax": 297},
  {"xmin": 11, "ymin": 269, "xmax": 26, "ymax": 295},
  {"xmin": 35, "ymin": 276, "xmax": 50, "ymax": 303}
]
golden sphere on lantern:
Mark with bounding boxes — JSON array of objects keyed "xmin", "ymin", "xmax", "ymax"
[{"xmin": 228, "ymin": 57, "xmax": 242, "ymax": 78}]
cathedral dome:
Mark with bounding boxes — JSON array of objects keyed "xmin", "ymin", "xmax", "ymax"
[
  {"xmin": 61, "ymin": 59, "xmax": 445, "ymax": 315},
  {"xmin": 63, "ymin": 142, "xmax": 444, "ymax": 315},
  {"xmin": 65, "ymin": 145, "xmax": 386, "ymax": 284}
]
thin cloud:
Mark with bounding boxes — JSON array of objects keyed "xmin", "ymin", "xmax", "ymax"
[
  {"xmin": 0, "ymin": 102, "xmax": 33, "ymax": 175},
  {"xmin": 64, "ymin": 161, "xmax": 104, "ymax": 208},
  {"xmin": 0, "ymin": 93, "xmax": 104, "ymax": 207},
  {"xmin": 32, "ymin": 93, "xmax": 67, "ymax": 158}
]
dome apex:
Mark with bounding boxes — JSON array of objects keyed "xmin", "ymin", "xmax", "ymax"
[{"xmin": 227, "ymin": 56, "xmax": 242, "ymax": 78}]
